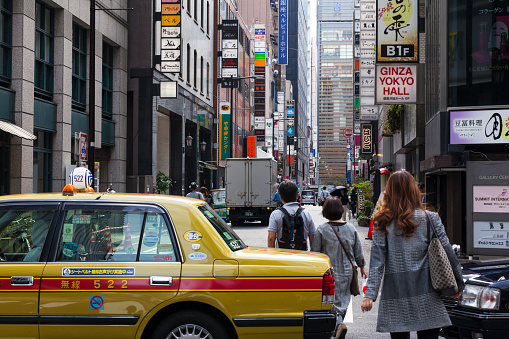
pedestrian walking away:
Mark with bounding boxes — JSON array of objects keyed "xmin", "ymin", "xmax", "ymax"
[
  {"xmin": 361, "ymin": 170, "xmax": 464, "ymax": 339},
  {"xmin": 200, "ymin": 186, "xmax": 213, "ymax": 207},
  {"xmin": 318, "ymin": 186, "xmax": 330, "ymax": 206},
  {"xmin": 267, "ymin": 180, "xmax": 316, "ymax": 250},
  {"xmin": 186, "ymin": 182, "xmax": 204, "ymax": 200},
  {"xmin": 312, "ymin": 196, "xmax": 367, "ymax": 339},
  {"xmin": 340, "ymin": 190, "xmax": 351, "ymax": 221},
  {"xmin": 350, "ymin": 188, "xmax": 358, "ymax": 218}
]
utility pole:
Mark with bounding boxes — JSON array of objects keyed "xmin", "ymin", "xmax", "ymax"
[{"xmin": 88, "ymin": 0, "xmax": 96, "ymax": 189}]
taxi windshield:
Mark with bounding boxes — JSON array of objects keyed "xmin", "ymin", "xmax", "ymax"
[{"xmin": 198, "ymin": 204, "xmax": 246, "ymax": 251}]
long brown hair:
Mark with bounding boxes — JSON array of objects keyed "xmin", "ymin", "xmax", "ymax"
[{"xmin": 373, "ymin": 170, "xmax": 423, "ymax": 237}]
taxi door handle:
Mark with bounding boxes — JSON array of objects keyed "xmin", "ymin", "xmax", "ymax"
[
  {"xmin": 11, "ymin": 276, "xmax": 34, "ymax": 286},
  {"xmin": 150, "ymin": 276, "xmax": 172, "ymax": 286}
]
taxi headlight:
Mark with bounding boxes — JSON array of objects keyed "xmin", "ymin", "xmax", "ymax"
[{"xmin": 459, "ymin": 284, "xmax": 500, "ymax": 310}]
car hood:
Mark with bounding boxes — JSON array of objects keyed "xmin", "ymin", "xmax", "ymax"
[{"xmin": 461, "ymin": 260, "xmax": 509, "ymax": 289}]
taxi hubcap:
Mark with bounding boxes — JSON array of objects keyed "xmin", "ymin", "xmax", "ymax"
[{"xmin": 168, "ymin": 324, "xmax": 212, "ymax": 339}]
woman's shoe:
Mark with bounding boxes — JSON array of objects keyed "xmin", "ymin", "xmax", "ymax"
[{"xmin": 335, "ymin": 323, "xmax": 347, "ymax": 339}]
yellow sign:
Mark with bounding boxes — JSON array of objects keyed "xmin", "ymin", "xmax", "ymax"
[
  {"xmin": 162, "ymin": 15, "xmax": 181, "ymax": 27},
  {"xmin": 162, "ymin": 4, "xmax": 181, "ymax": 15}
]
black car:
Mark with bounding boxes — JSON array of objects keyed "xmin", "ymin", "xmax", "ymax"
[{"xmin": 442, "ymin": 259, "xmax": 509, "ymax": 339}]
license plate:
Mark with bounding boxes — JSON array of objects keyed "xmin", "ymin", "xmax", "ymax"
[{"xmin": 245, "ymin": 212, "xmax": 253, "ymax": 217}]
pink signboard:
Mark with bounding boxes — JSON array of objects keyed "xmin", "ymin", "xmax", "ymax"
[{"xmin": 473, "ymin": 186, "xmax": 509, "ymax": 213}]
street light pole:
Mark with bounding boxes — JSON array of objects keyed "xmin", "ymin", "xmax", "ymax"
[{"xmin": 89, "ymin": 0, "xmax": 96, "ymax": 185}]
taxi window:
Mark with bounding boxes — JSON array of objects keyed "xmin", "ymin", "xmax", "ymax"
[
  {"xmin": 139, "ymin": 212, "xmax": 177, "ymax": 262},
  {"xmin": 198, "ymin": 205, "xmax": 246, "ymax": 251},
  {"xmin": 0, "ymin": 207, "xmax": 56, "ymax": 262},
  {"xmin": 55, "ymin": 205, "xmax": 178, "ymax": 262}
]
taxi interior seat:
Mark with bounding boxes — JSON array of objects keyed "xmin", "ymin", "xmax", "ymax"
[{"xmin": 23, "ymin": 218, "xmax": 50, "ymax": 262}]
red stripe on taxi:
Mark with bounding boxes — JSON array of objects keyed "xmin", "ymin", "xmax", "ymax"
[
  {"xmin": 0, "ymin": 278, "xmax": 41, "ymax": 291},
  {"xmin": 40, "ymin": 277, "xmax": 180, "ymax": 291},
  {"xmin": 179, "ymin": 277, "xmax": 322, "ymax": 291}
]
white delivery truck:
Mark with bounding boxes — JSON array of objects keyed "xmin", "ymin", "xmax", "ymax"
[{"xmin": 225, "ymin": 158, "xmax": 278, "ymax": 226}]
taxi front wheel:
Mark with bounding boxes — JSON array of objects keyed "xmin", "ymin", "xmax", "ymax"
[{"xmin": 153, "ymin": 310, "xmax": 230, "ymax": 339}]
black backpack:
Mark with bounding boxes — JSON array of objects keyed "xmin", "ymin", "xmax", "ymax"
[{"xmin": 277, "ymin": 207, "xmax": 307, "ymax": 250}]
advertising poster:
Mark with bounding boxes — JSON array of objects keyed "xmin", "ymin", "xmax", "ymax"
[
  {"xmin": 247, "ymin": 136, "xmax": 257, "ymax": 158},
  {"xmin": 473, "ymin": 186, "xmax": 509, "ymax": 213},
  {"xmin": 473, "ymin": 221, "xmax": 509, "ymax": 249},
  {"xmin": 377, "ymin": 0, "xmax": 419, "ymax": 62},
  {"xmin": 450, "ymin": 110, "xmax": 509, "ymax": 145}
]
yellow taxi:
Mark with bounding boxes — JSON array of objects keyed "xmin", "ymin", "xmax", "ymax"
[{"xmin": 0, "ymin": 190, "xmax": 335, "ymax": 339}]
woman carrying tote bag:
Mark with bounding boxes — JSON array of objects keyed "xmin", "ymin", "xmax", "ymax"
[
  {"xmin": 361, "ymin": 170, "xmax": 464, "ymax": 339},
  {"xmin": 312, "ymin": 197, "xmax": 367, "ymax": 339}
]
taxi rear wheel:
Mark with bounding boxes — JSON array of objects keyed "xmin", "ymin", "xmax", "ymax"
[{"xmin": 153, "ymin": 310, "xmax": 230, "ymax": 339}]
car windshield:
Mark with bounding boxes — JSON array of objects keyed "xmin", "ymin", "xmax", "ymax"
[
  {"xmin": 198, "ymin": 204, "xmax": 246, "ymax": 251},
  {"xmin": 302, "ymin": 191, "xmax": 314, "ymax": 196}
]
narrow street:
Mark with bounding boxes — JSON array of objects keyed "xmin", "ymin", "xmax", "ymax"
[{"xmin": 233, "ymin": 204, "xmax": 419, "ymax": 339}]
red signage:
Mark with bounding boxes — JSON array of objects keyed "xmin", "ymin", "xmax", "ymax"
[
  {"xmin": 247, "ymin": 136, "xmax": 257, "ymax": 158},
  {"xmin": 343, "ymin": 128, "xmax": 353, "ymax": 138}
]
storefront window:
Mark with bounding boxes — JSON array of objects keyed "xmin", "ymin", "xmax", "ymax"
[
  {"xmin": 449, "ymin": 0, "xmax": 509, "ymax": 107},
  {"xmin": 33, "ymin": 130, "xmax": 52, "ymax": 193}
]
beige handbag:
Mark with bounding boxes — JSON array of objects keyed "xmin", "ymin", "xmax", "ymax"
[{"xmin": 426, "ymin": 212, "xmax": 458, "ymax": 296}]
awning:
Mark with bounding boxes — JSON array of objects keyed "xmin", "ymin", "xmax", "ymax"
[
  {"xmin": 0, "ymin": 120, "xmax": 37, "ymax": 140},
  {"xmin": 199, "ymin": 161, "xmax": 218, "ymax": 171}
]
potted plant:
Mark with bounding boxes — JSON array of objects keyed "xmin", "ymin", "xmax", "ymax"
[
  {"xmin": 356, "ymin": 211, "xmax": 370, "ymax": 227},
  {"xmin": 155, "ymin": 171, "xmax": 173, "ymax": 194}
]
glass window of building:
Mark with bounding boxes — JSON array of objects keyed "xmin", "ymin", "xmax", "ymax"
[
  {"xmin": 200, "ymin": 56, "xmax": 203, "ymax": 94},
  {"xmin": 449, "ymin": 0, "xmax": 509, "ymax": 106},
  {"xmin": 186, "ymin": 43, "xmax": 190, "ymax": 84},
  {"xmin": 194, "ymin": 49, "xmax": 197, "ymax": 89},
  {"xmin": 194, "ymin": 0, "xmax": 198, "ymax": 21},
  {"xmin": 0, "ymin": 0, "xmax": 12, "ymax": 85},
  {"xmin": 0, "ymin": 131, "xmax": 9, "ymax": 195},
  {"xmin": 72, "ymin": 23, "xmax": 87, "ymax": 111},
  {"xmin": 200, "ymin": 0, "xmax": 204, "ymax": 28},
  {"xmin": 102, "ymin": 42, "xmax": 113, "ymax": 120},
  {"xmin": 34, "ymin": 1, "xmax": 54, "ymax": 98},
  {"xmin": 206, "ymin": 62, "xmax": 209, "ymax": 97},
  {"xmin": 33, "ymin": 130, "xmax": 52, "ymax": 193},
  {"xmin": 206, "ymin": 2, "xmax": 210, "ymax": 35}
]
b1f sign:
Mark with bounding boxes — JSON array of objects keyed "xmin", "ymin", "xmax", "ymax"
[{"xmin": 376, "ymin": 65, "xmax": 417, "ymax": 104}]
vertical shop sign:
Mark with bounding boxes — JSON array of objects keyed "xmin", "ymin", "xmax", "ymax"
[
  {"xmin": 377, "ymin": 0, "xmax": 419, "ymax": 62},
  {"xmin": 219, "ymin": 102, "xmax": 231, "ymax": 160},
  {"xmin": 278, "ymin": 0, "xmax": 288, "ymax": 64},
  {"xmin": 361, "ymin": 124, "xmax": 373, "ymax": 153},
  {"xmin": 221, "ymin": 20, "xmax": 239, "ymax": 85},
  {"xmin": 247, "ymin": 136, "xmax": 257, "ymax": 158},
  {"xmin": 160, "ymin": 0, "xmax": 182, "ymax": 73}
]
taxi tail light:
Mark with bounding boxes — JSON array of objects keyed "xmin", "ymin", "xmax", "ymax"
[{"xmin": 322, "ymin": 268, "xmax": 335, "ymax": 304}]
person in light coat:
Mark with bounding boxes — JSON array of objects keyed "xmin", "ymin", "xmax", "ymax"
[
  {"xmin": 312, "ymin": 197, "xmax": 367, "ymax": 339},
  {"xmin": 361, "ymin": 170, "xmax": 464, "ymax": 339}
]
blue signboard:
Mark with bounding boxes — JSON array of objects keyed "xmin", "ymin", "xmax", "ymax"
[
  {"xmin": 287, "ymin": 126, "xmax": 294, "ymax": 136},
  {"xmin": 278, "ymin": 0, "xmax": 288, "ymax": 64},
  {"xmin": 286, "ymin": 107, "xmax": 294, "ymax": 118}
]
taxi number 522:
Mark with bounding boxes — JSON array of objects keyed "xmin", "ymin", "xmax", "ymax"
[{"xmin": 94, "ymin": 279, "xmax": 128, "ymax": 289}]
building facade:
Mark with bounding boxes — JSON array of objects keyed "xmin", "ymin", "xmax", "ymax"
[
  {"xmin": 317, "ymin": 0, "xmax": 354, "ymax": 184},
  {"xmin": 128, "ymin": 0, "xmax": 215, "ymax": 195},
  {"xmin": 0, "ymin": 0, "xmax": 128, "ymax": 195}
]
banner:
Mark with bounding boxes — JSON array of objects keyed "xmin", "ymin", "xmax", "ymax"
[
  {"xmin": 377, "ymin": 0, "xmax": 419, "ymax": 62},
  {"xmin": 219, "ymin": 102, "xmax": 231, "ymax": 160},
  {"xmin": 247, "ymin": 136, "xmax": 257, "ymax": 158},
  {"xmin": 278, "ymin": 0, "xmax": 288, "ymax": 64}
]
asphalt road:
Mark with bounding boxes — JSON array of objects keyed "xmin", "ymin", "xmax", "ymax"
[{"xmin": 232, "ymin": 204, "xmax": 418, "ymax": 339}]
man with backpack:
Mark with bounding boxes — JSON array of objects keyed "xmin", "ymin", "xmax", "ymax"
[
  {"xmin": 267, "ymin": 180, "xmax": 316, "ymax": 250},
  {"xmin": 318, "ymin": 186, "xmax": 330, "ymax": 206}
]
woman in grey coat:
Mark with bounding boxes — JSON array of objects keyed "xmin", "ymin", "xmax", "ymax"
[
  {"xmin": 312, "ymin": 197, "xmax": 367, "ymax": 339},
  {"xmin": 361, "ymin": 170, "xmax": 464, "ymax": 339}
]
